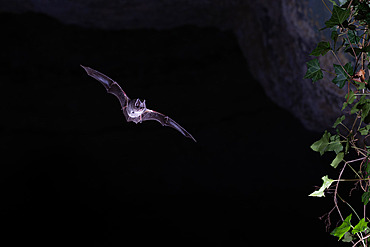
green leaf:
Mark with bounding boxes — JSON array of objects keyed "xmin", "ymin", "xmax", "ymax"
[
  {"xmin": 350, "ymin": 96, "xmax": 370, "ymax": 120},
  {"xmin": 331, "ymin": 214, "xmax": 352, "ymax": 240},
  {"xmin": 311, "ymin": 131, "xmax": 343, "ymax": 155},
  {"xmin": 362, "ymin": 192, "xmax": 370, "ymax": 205},
  {"xmin": 311, "ymin": 131, "xmax": 330, "ymax": 155},
  {"xmin": 332, "ymin": 63, "xmax": 353, "ymax": 88},
  {"xmin": 310, "ymin": 41, "xmax": 331, "ymax": 56},
  {"xmin": 356, "ymin": 2, "xmax": 370, "ymax": 26},
  {"xmin": 304, "ymin": 59, "xmax": 323, "ymax": 82},
  {"xmin": 342, "ymin": 90, "xmax": 356, "ymax": 110},
  {"xmin": 327, "ymin": 134, "xmax": 343, "ymax": 154},
  {"xmin": 345, "ymin": 138, "xmax": 350, "ymax": 154},
  {"xmin": 352, "ymin": 218, "xmax": 368, "ymax": 234},
  {"xmin": 358, "ymin": 125, "xmax": 370, "ymax": 135},
  {"xmin": 345, "ymin": 47, "xmax": 366, "ymax": 57},
  {"xmin": 333, "ymin": 115, "xmax": 345, "ymax": 128},
  {"xmin": 361, "ymin": 102, "xmax": 370, "ymax": 119},
  {"xmin": 328, "ymin": 0, "xmax": 338, "ymax": 6},
  {"xmin": 330, "ymin": 152, "xmax": 344, "ymax": 168},
  {"xmin": 366, "ymin": 159, "xmax": 370, "ymax": 174},
  {"xmin": 325, "ymin": 6, "xmax": 351, "ymax": 28},
  {"xmin": 309, "ymin": 175, "xmax": 335, "ymax": 197},
  {"xmin": 351, "ymin": 95, "xmax": 367, "ymax": 114},
  {"xmin": 347, "ymin": 30, "xmax": 359, "ymax": 44},
  {"xmin": 342, "ymin": 232, "xmax": 353, "ymax": 242},
  {"xmin": 331, "ymin": 30, "xmax": 339, "ymax": 46}
]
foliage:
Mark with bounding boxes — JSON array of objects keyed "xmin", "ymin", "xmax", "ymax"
[{"xmin": 305, "ymin": 1, "xmax": 370, "ymax": 246}]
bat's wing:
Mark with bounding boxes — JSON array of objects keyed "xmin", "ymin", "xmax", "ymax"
[
  {"xmin": 142, "ymin": 109, "xmax": 196, "ymax": 142},
  {"xmin": 81, "ymin": 65, "xmax": 130, "ymax": 117}
]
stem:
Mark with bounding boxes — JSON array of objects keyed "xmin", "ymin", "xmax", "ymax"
[
  {"xmin": 337, "ymin": 178, "xmax": 370, "ymax": 182},
  {"xmin": 331, "ymin": 50, "xmax": 354, "ymax": 79},
  {"xmin": 340, "ymin": 122, "xmax": 351, "ymax": 133},
  {"xmin": 334, "ymin": 163, "xmax": 347, "ymax": 221},
  {"xmin": 353, "ymin": 234, "xmax": 370, "ymax": 247},
  {"xmin": 337, "ymin": 193, "xmax": 361, "ymax": 220},
  {"xmin": 345, "ymin": 31, "xmax": 359, "ymax": 62},
  {"xmin": 347, "ymin": 162, "xmax": 364, "ymax": 180},
  {"xmin": 347, "ymin": 157, "xmax": 367, "ymax": 164},
  {"xmin": 321, "ymin": 0, "xmax": 332, "ymax": 14}
]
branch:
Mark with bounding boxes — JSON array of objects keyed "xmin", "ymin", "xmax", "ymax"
[{"xmin": 352, "ymin": 233, "xmax": 370, "ymax": 247}]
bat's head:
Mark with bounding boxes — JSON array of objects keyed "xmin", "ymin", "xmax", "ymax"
[
  {"xmin": 134, "ymin": 98, "xmax": 146, "ymax": 110},
  {"xmin": 127, "ymin": 98, "xmax": 147, "ymax": 118}
]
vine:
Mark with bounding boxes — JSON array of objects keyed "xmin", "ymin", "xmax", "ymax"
[{"xmin": 306, "ymin": 0, "xmax": 370, "ymax": 245}]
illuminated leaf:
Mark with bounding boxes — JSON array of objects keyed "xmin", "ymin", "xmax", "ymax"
[
  {"xmin": 309, "ymin": 175, "xmax": 334, "ymax": 197},
  {"xmin": 311, "ymin": 131, "xmax": 330, "ymax": 155},
  {"xmin": 304, "ymin": 59, "xmax": 323, "ymax": 82},
  {"xmin": 352, "ymin": 218, "xmax": 368, "ymax": 234},
  {"xmin": 332, "ymin": 63, "xmax": 353, "ymax": 88},
  {"xmin": 331, "ymin": 214, "xmax": 352, "ymax": 240},
  {"xmin": 325, "ymin": 6, "xmax": 350, "ymax": 28},
  {"xmin": 333, "ymin": 115, "xmax": 345, "ymax": 128},
  {"xmin": 310, "ymin": 41, "xmax": 331, "ymax": 56},
  {"xmin": 330, "ymin": 152, "xmax": 344, "ymax": 168}
]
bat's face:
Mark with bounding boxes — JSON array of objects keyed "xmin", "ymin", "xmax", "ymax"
[{"xmin": 127, "ymin": 98, "xmax": 147, "ymax": 118}]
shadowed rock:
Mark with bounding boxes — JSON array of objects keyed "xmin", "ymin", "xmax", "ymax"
[{"xmin": 0, "ymin": 0, "xmax": 342, "ymax": 131}]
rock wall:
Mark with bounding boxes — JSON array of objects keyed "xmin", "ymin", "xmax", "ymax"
[{"xmin": 0, "ymin": 0, "xmax": 342, "ymax": 131}]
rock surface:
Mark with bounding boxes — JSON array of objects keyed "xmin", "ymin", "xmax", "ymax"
[{"xmin": 0, "ymin": 0, "xmax": 342, "ymax": 131}]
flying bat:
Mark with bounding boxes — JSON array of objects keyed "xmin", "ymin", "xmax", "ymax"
[{"xmin": 81, "ymin": 65, "xmax": 196, "ymax": 142}]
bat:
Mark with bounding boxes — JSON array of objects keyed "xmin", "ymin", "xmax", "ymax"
[{"xmin": 81, "ymin": 65, "xmax": 196, "ymax": 142}]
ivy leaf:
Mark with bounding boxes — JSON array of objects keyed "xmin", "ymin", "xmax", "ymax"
[
  {"xmin": 331, "ymin": 214, "xmax": 352, "ymax": 240},
  {"xmin": 342, "ymin": 232, "xmax": 353, "ymax": 242},
  {"xmin": 330, "ymin": 152, "xmax": 344, "ymax": 168},
  {"xmin": 347, "ymin": 30, "xmax": 359, "ymax": 45},
  {"xmin": 333, "ymin": 115, "xmax": 345, "ymax": 128},
  {"xmin": 362, "ymin": 192, "xmax": 370, "ymax": 205},
  {"xmin": 311, "ymin": 131, "xmax": 330, "ymax": 155},
  {"xmin": 309, "ymin": 175, "xmax": 334, "ymax": 197},
  {"xmin": 325, "ymin": 5, "xmax": 351, "ymax": 28},
  {"xmin": 356, "ymin": 2, "xmax": 370, "ymax": 26},
  {"xmin": 345, "ymin": 138, "xmax": 350, "ymax": 154},
  {"xmin": 327, "ymin": 134, "xmax": 343, "ymax": 154},
  {"xmin": 352, "ymin": 218, "xmax": 368, "ymax": 234},
  {"xmin": 331, "ymin": 30, "xmax": 339, "ymax": 49},
  {"xmin": 310, "ymin": 41, "xmax": 331, "ymax": 56},
  {"xmin": 361, "ymin": 102, "xmax": 370, "ymax": 120},
  {"xmin": 351, "ymin": 95, "xmax": 367, "ymax": 114},
  {"xmin": 328, "ymin": 0, "xmax": 338, "ymax": 6},
  {"xmin": 342, "ymin": 90, "xmax": 356, "ymax": 110},
  {"xmin": 366, "ymin": 159, "xmax": 370, "ymax": 174},
  {"xmin": 350, "ymin": 96, "xmax": 370, "ymax": 121},
  {"xmin": 345, "ymin": 47, "xmax": 366, "ymax": 57},
  {"xmin": 304, "ymin": 59, "xmax": 323, "ymax": 82},
  {"xmin": 359, "ymin": 125, "xmax": 370, "ymax": 135},
  {"xmin": 332, "ymin": 63, "xmax": 353, "ymax": 88}
]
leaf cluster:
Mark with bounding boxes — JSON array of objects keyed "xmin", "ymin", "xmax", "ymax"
[
  {"xmin": 331, "ymin": 214, "xmax": 369, "ymax": 242},
  {"xmin": 305, "ymin": 1, "xmax": 370, "ymax": 245}
]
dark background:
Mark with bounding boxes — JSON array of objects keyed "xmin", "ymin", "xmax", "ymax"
[{"xmin": 0, "ymin": 12, "xmax": 348, "ymax": 246}]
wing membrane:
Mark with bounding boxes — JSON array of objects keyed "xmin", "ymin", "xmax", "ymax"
[{"xmin": 142, "ymin": 109, "xmax": 196, "ymax": 142}]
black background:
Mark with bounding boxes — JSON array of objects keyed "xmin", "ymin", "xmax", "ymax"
[{"xmin": 0, "ymin": 12, "xmax": 349, "ymax": 246}]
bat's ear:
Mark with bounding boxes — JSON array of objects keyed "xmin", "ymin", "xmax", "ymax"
[
  {"xmin": 134, "ymin": 99, "xmax": 140, "ymax": 107},
  {"xmin": 134, "ymin": 99, "xmax": 146, "ymax": 109}
]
